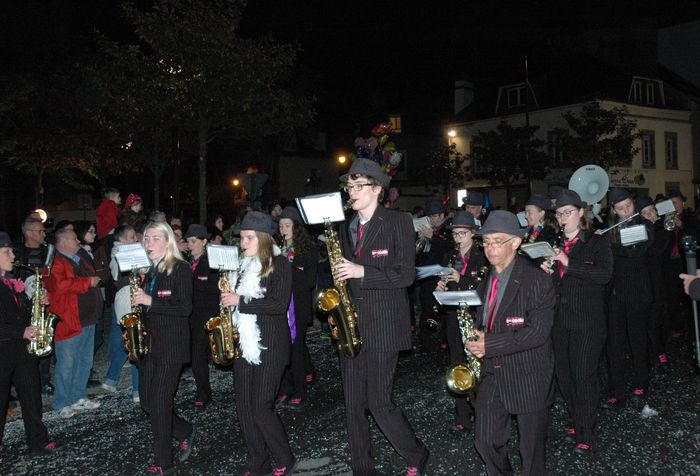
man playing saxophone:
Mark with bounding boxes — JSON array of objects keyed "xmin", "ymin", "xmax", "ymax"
[{"xmin": 333, "ymin": 158, "xmax": 429, "ymax": 476}]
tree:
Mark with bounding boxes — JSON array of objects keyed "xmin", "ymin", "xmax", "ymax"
[
  {"xmin": 556, "ymin": 101, "xmax": 639, "ymax": 169},
  {"xmin": 424, "ymin": 143, "xmax": 471, "ymax": 198},
  {"xmin": 468, "ymin": 120, "xmax": 548, "ymax": 206}
]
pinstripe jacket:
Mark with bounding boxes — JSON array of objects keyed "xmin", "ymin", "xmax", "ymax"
[
  {"xmin": 481, "ymin": 256, "xmax": 555, "ymax": 414},
  {"xmin": 339, "ymin": 205, "xmax": 415, "ymax": 352}
]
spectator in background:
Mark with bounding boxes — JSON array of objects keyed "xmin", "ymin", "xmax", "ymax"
[
  {"xmin": 96, "ymin": 188, "xmax": 121, "ymax": 239},
  {"xmin": 209, "ymin": 228, "xmax": 224, "ymax": 245},
  {"xmin": 149, "ymin": 210, "xmax": 166, "ymax": 223},
  {"xmin": 118, "ymin": 194, "xmax": 145, "ymax": 228}
]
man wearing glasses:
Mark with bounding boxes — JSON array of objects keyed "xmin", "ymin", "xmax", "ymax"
[
  {"xmin": 466, "ymin": 210, "xmax": 555, "ymax": 476},
  {"xmin": 333, "ymin": 158, "xmax": 430, "ymax": 476}
]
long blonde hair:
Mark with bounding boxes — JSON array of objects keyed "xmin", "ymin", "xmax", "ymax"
[
  {"xmin": 255, "ymin": 232, "xmax": 276, "ymax": 278},
  {"xmin": 143, "ymin": 221, "xmax": 185, "ymax": 275}
]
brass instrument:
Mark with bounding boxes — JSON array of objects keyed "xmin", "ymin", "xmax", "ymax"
[
  {"xmin": 205, "ymin": 269, "xmax": 241, "ymax": 365},
  {"xmin": 427, "ymin": 247, "xmax": 459, "ymax": 330},
  {"xmin": 120, "ymin": 268, "xmax": 149, "ymax": 361},
  {"xmin": 445, "ymin": 266, "xmax": 488, "ymax": 396},
  {"xmin": 415, "ymin": 236, "xmax": 429, "ymax": 255},
  {"xmin": 16, "ymin": 261, "xmax": 59, "ymax": 357},
  {"xmin": 316, "ymin": 200, "xmax": 362, "ymax": 358},
  {"xmin": 664, "ymin": 212, "xmax": 677, "ymax": 231}
]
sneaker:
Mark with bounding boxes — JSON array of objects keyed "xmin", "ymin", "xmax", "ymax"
[
  {"xmin": 272, "ymin": 459, "xmax": 298, "ymax": 476},
  {"xmin": 133, "ymin": 394, "xmax": 141, "ymax": 404},
  {"xmin": 565, "ymin": 427, "xmax": 576, "ymax": 443},
  {"xmin": 631, "ymin": 388, "xmax": 646, "ymax": 400},
  {"xmin": 59, "ymin": 407, "xmax": 76, "ymax": 419},
  {"xmin": 574, "ymin": 443, "xmax": 595, "ymax": 455},
  {"xmin": 287, "ymin": 397, "xmax": 304, "ymax": 409},
  {"xmin": 406, "ymin": 449, "xmax": 430, "ymax": 476},
  {"xmin": 453, "ymin": 423, "xmax": 471, "ymax": 434},
  {"xmin": 275, "ymin": 394, "xmax": 288, "ymax": 406},
  {"xmin": 72, "ymin": 398, "xmax": 101, "ymax": 411},
  {"xmin": 29, "ymin": 441, "xmax": 58, "ymax": 456},
  {"xmin": 305, "ymin": 372, "xmax": 315, "ymax": 384},
  {"xmin": 177, "ymin": 426, "xmax": 195, "ymax": 462},
  {"xmin": 658, "ymin": 353, "xmax": 669, "ymax": 364},
  {"xmin": 101, "ymin": 383, "xmax": 117, "ymax": 393},
  {"xmin": 602, "ymin": 396, "xmax": 625, "ymax": 409},
  {"xmin": 146, "ymin": 465, "xmax": 176, "ymax": 475}
]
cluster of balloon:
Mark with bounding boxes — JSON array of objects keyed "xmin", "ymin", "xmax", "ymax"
[{"xmin": 349, "ymin": 122, "xmax": 403, "ymax": 179}]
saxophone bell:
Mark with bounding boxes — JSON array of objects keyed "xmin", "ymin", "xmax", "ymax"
[
  {"xmin": 205, "ymin": 269, "xmax": 241, "ymax": 365},
  {"xmin": 664, "ymin": 212, "xmax": 677, "ymax": 231}
]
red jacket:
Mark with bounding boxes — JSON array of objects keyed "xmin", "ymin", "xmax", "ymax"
[
  {"xmin": 96, "ymin": 199, "xmax": 119, "ymax": 239},
  {"xmin": 44, "ymin": 254, "xmax": 93, "ymax": 342}
]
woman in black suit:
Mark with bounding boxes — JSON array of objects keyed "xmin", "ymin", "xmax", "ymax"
[
  {"xmin": 434, "ymin": 211, "xmax": 486, "ymax": 433},
  {"xmin": 132, "ymin": 221, "xmax": 194, "ymax": 475},
  {"xmin": 541, "ymin": 190, "xmax": 612, "ymax": 455},
  {"xmin": 220, "ymin": 212, "xmax": 296, "ymax": 476},
  {"xmin": 523, "ymin": 194, "xmax": 559, "ymax": 246},
  {"xmin": 276, "ymin": 206, "xmax": 318, "ymax": 409}
]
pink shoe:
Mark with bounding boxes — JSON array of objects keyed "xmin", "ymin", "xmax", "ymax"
[
  {"xmin": 632, "ymin": 388, "xmax": 645, "ymax": 397},
  {"xmin": 658, "ymin": 353, "xmax": 669, "ymax": 364}
]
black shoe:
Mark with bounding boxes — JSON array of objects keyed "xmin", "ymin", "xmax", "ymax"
[
  {"xmin": 29, "ymin": 441, "xmax": 57, "ymax": 457},
  {"xmin": 406, "ymin": 449, "xmax": 429, "ymax": 476},
  {"xmin": 177, "ymin": 426, "xmax": 195, "ymax": 462}
]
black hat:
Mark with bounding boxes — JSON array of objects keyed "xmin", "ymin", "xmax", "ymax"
[
  {"xmin": 608, "ymin": 188, "xmax": 633, "ymax": 205},
  {"xmin": 636, "ymin": 196, "xmax": 655, "ymax": 211},
  {"xmin": 450, "ymin": 211, "xmax": 477, "ymax": 229},
  {"xmin": 279, "ymin": 206, "xmax": 303, "ymax": 224},
  {"xmin": 184, "ymin": 224, "xmax": 209, "ymax": 240},
  {"xmin": 339, "ymin": 158, "xmax": 391, "ymax": 187},
  {"xmin": 0, "ymin": 231, "xmax": 11, "ymax": 248},
  {"xmin": 668, "ymin": 190, "xmax": 687, "ymax": 201},
  {"xmin": 555, "ymin": 190, "xmax": 586, "ymax": 209},
  {"xmin": 525, "ymin": 194, "xmax": 551, "ymax": 211},
  {"xmin": 477, "ymin": 210, "xmax": 523, "ymax": 236},
  {"xmin": 240, "ymin": 211, "xmax": 277, "ymax": 236},
  {"xmin": 548, "ymin": 185, "xmax": 566, "ymax": 200},
  {"xmin": 463, "ymin": 191, "xmax": 484, "ymax": 206},
  {"xmin": 425, "ymin": 199, "xmax": 445, "ymax": 216}
]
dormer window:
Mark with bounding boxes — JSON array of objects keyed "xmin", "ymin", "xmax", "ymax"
[
  {"xmin": 495, "ymin": 82, "xmax": 538, "ymax": 114},
  {"xmin": 508, "ymin": 86, "xmax": 526, "ymax": 108},
  {"xmin": 629, "ymin": 76, "xmax": 664, "ymax": 106}
]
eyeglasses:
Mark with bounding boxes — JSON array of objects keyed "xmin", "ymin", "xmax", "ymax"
[
  {"xmin": 555, "ymin": 208, "xmax": 578, "ymax": 219},
  {"xmin": 451, "ymin": 231, "xmax": 470, "ymax": 237},
  {"xmin": 482, "ymin": 237, "xmax": 516, "ymax": 248},
  {"xmin": 29, "ymin": 229, "xmax": 46, "ymax": 234},
  {"xmin": 343, "ymin": 183, "xmax": 375, "ymax": 193}
]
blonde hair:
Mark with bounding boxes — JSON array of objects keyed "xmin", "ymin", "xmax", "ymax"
[
  {"xmin": 255, "ymin": 232, "xmax": 276, "ymax": 278},
  {"xmin": 143, "ymin": 221, "xmax": 184, "ymax": 275}
]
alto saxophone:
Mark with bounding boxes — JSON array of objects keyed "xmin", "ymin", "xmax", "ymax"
[
  {"xmin": 445, "ymin": 266, "xmax": 488, "ymax": 396},
  {"xmin": 205, "ymin": 269, "xmax": 241, "ymax": 365},
  {"xmin": 19, "ymin": 264, "xmax": 59, "ymax": 357},
  {"xmin": 120, "ymin": 269, "xmax": 149, "ymax": 361},
  {"xmin": 316, "ymin": 200, "xmax": 362, "ymax": 358}
]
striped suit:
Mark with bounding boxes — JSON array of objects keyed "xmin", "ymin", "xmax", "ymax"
[
  {"xmin": 339, "ymin": 205, "xmax": 428, "ymax": 475},
  {"xmin": 475, "ymin": 256, "xmax": 555, "ymax": 476}
]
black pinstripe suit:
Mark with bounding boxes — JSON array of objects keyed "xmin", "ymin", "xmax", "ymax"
[
  {"xmin": 139, "ymin": 260, "xmax": 193, "ymax": 470},
  {"xmin": 339, "ymin": 206, "xmax": 428, "ymax": 475},
  {"xmin": 474, "ymin": 256, "xmax": 555, "ymax": 476},
  {"xmin": 234, "ymin": 255, "xmax": 294, "ymax": 474},
  {"xmin": 550, "ymin": 231, "xmax": 612, "ymax": 447}
]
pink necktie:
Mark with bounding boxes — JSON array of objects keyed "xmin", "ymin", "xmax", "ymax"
[
  {"xmin": 558, "ymin": 237, "xmax": 579, "ymax": 278},
  {"xmin": 486, "ymin": 276, "xmax": 499, "ymax": 332},
  {"xmin": 356, "ymin": 224, "xmax": 366, "ymax": 257}
]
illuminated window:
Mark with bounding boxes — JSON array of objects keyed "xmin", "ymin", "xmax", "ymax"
[{"xmin": 389, "ymin": 115, "xmax": 402, "ymax": 133}]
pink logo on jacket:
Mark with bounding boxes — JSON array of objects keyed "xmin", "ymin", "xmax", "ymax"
[
  {"xmin": 505, "ymin": 316, "xmax": 525, "ymax": 326},
  {"xmin": 371, "ymin": 249, "xmax": 388, "ymax": 258}
]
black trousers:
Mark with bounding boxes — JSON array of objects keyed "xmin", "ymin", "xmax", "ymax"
[
  {"xmin": 280, "ymin": 313, "xmax": 312, "ymax": 399},
  {"xmin": 665, "ymin": 258, "xmax": 690, "ymax": 334},
  {"xmin": 552, "ymin": 324, "xmax": 605, "ymax": 446},
  {"xmin": 647, "ymin": 276, "xmax": 668, "ymax": 357},
  {"xmin": 190, "ymin": 318, "xmax": 212, "ymax": 402},
  {"xmin": 474, "ymin": 375, "xmax": 548, "ymax": 476},
  {"xmin": 140, "ymin": 358, "xmax": 192, "ymax": 469},
  {"xmin": 444, "ymin": 310, "xmax": 474, "ymax": 427},
  {"xmin": 234, "ymin": 352, "xmax": 294, "ymax": 473},
  {"xmin": 339, "ymin": 350, "xmax": 427, "ymax": 475},
  {"xmin": 418, "ymin": 277, "xmax": 439, "ymax": 324},
  {"xmin": 607, "ymin": 296, "xmax": 650, "ymax": 398},
  {"xmin": 0, "ymin": 346, "xmax": 48, "ymax": 452}
]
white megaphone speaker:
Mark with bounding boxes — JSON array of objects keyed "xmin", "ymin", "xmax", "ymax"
[{"xmin": 568, "ymin": 165, "xmax": 609, "ymax": 205}]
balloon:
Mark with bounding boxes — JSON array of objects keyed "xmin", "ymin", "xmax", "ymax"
[
  {"xmin": 378, "ymin": 134, "xmax": 389, "ymax": 146},
  {"xmin": 371, "ymin": 122, "xmax": 392, "ymax": 137},
  {"xmin": 389, "ymin": 151, "xmax": 402, "ymax": 165}
]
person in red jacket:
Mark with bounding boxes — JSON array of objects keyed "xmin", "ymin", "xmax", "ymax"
[{"xmin": 96, "ymin": 188, "xmax": 121, "ymax": 239}]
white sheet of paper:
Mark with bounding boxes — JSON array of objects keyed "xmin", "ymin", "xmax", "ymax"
[
  {"xmin": 620, "ymin": 224, "xmax": 648, "ymax": 246},
  {"xmin": 520, "ymin": 242, "xmax": 557, "ymax": 259},
  {"xmin": 416, "ymin": 264, "xmax": 453, "ymax": 280},
  {"xmin": 516, "ymin": 212, "xmax": 528, "ymax": 227},
  {"xmin": 295, "ymin": 192, "xmax": 346, "ymax": 225},
  {"xmin": 433, "ymin": 290, "xmax": 483, "ymax": 307},
  {"xmin": 115, "ymin": 243, "xmax": 150, "ymax": 272},
  {"xmin": 207, "ymin": 244, "xmax": 239, "ymax": 271},
  {"xmin": 413, "ymin": 216, "xmax": 431, "ymax": 232},
  {"xmin": 655, "ymin": 199, "xmax": 675, "ymax": 216}
]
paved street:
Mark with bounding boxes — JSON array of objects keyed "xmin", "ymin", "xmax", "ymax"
[{"xmin": 1, "ymin": 320, "xmax": 699, "ymax": 475}]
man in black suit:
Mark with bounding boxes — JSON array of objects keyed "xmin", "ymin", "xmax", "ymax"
[
  {"xmin": 466, "ymin": 210, "xmax": 555, "ymax": 476},
  {"xmin": 333, "ymin": 158, "xmax": 429, "ymax": 476}
]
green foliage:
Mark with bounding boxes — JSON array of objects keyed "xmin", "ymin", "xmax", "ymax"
[{"xmin": 424, "ymin": 143, "xmax": 471, "ymax": 196}]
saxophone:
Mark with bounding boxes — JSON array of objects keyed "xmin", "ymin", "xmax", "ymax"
[
  {"xmin": 316, "ymin": 201, "xmax": 362, "ymax": 358},
  {"xmin": 445, "ymin": 265, "xmax": 488, "ymax": 396},
  {"xmin": 120, "ymin": 270, "xmax": 149, "ymax": 361},
  {"xmin": 21, "ymin": 265, "xmax": 59, "ymax": 357},
  {"xmin": 205, "ymin": 270, "xmax": 241, "ymax": 365}
]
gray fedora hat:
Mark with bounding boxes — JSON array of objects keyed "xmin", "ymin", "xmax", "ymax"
[
  {"xmin": 184, "ymin": 224, "xmax": 209, "ymax": 240},
  {"xmin": 0, "ymin": 231, "xmax": 12, "ymax": 248},
  {"xmin": 339, "ymin": 158, "xmax": 391, "ymax": 187},
  {"xmin": 450, "ymin": 211, "xmax": 477, "ymax": 229},
  {"xmin": 555, "ymin": 190, "xmax": 586, "ymax": 209},
  {"xmin": 477, "ymin": 210, "xmax": 523, "ymax": 236},
  {"xmin": 525, "ymin": 194, "xmax": 551, "ymax": 211},
  {"xmin": 279, "ymin": 206, "xmax": 303, "ymax": 224},
  {"xmin": 463, "ymin": 191, "xmax": 484, "ymax": 206},
  {"xmin": 240, "ymin": 211, "xmax": 277, "ymax": 236}
]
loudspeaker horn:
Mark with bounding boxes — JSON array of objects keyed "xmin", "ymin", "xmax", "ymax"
[{"xmin": 568, "ymin": 165, "xmax": 609, "ymax": 205}]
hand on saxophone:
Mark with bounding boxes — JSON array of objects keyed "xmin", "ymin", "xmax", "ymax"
[
  {"xmin": 333, "ymin": 258, "xmax": 365, "ymax": 280},
  {"xmin": 221, "ymin": 292, "xmax": 240, "ymax": 307},
  {"xmin": 40, "ymin": 289, "xmax": 50, "ymax": 306},
  {"xmin": 465, "ymin": 330, "xmax": 486, "ymax": 358},
  {"xmin": 23, "ymin": 325, "xmax": 39, "ymax": 342},
  {"xmin": 132, "ymin": 289, "xmax": 152, "ymax": 306}
]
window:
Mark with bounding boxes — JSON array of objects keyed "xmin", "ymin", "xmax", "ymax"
[
  {"xmin": 547, "ymin": 130, "xmax": 567, "ymax": 165},
  {"xmin": 646, "ymin": 83, "xmax": 655, "ymax": 105},
  {"xmin": 665, "ymin": 132, "xmax": 678, "ymax": 169},
  {"xmin": 633, "ymin": 82, "xmax": 643, "ymax": 102},
  {"xmin": 640, "ymin": 130, "xmax": 655, "ymax": 168},
  {"xmin": 507, "ymin": 86, "xmax": 526, "ymax": 108},
  {"xmin": 388, "ymin": 115, "xmax": 402, "ymax": 133}
]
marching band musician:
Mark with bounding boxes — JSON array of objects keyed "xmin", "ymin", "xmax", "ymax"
[
  {"xmin": 602, "ymin": 188, "xmax": 654, "ymax": 408},
  {"xmin": 184, "ymin": 224, "xmax": 220, "ymax": 408},
  {"xmin": 463, "ymin": 191, "xmax": 486, "ymax": 224},
  {"xmin": 334, "ymin": 158, "xmax": 429, "ymax": 476},
  {"xmin": 0, "ymin": 231, "xmax": 56, "ymax": 456},
  {"xmin": 434, "ymin": 211, "xmax": 486, "ymax": 434},
  {"xmin": 522, "ymin": 194, "xmax": 559, "ymax": 246},
  {"xmin": 131, "ymin": 221, "xmax": 194, "ymax": 475},
  {"xmin": 541, "ymin": 190, "xmax": 612, "ymax": 455},
  {"xmin": 219, "ymin": 211, "xmax": 296, "ymax": 476},
  {"xmin": 465, "ymin": 211, "xmax": 555, "ymax": 476},
  {"xmin": 276, "ymin": 206, "xmax": 318, "ymax": 409}
]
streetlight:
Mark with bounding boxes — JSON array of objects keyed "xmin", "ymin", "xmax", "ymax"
[
  {"xmin": 232, "ymin": 178, "xmax": 240, "ymax": 187},
  {"xmin": 337, "ymin": 155, "xmax": 347, "ymax": 165}
]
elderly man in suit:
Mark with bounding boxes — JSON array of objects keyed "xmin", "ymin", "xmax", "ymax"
[
  {"xmin": 333, "ymin": 158, "xmax": 430, "ymax": 476},
  {"xmin": 466, "ymin": 210, "xmax": 555, "ymax": 476}
]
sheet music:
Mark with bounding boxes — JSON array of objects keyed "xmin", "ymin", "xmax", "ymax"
[
  {"xmin": 416, "ymin": 264, "xmax": 453, "ymax": 280},
  {"xmin": 516, "ymin": 212, "xmax": 528, "ymax": 227},
  {"xmin": 620, "ymin": 224, "xmax": 648, "ymax": 246},
  {"xmin": 655, "ymin": 199, "xmax": 675, "ymax": 216},
  {"xmin": 207, "ymin": 244, "xmax": 239, "ymax": 271},
  {"xmin": 115, "ymin": 243, "xmax": 150, "ymax": 272},
  {"xmin": 295, "ymin": 192, "xmax": 346, "ymax": 225},
  {"xmin": 520, "ymin": 242, "xmax": 557, "ymax": 259},
  {"xmin": 433, "ymin": 290, "xmax": 483, "ymax": 307},
  {"xmin": 413, "ymin": 216, "xmax": 431, "ymax": 232}
]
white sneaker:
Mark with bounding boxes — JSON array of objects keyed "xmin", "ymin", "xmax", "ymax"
[
  {"xmin": 72, "ymin": 398, "xmax": 101, "ymax": 411},
  {"xmin": 101, "ymin": 383, "xmax": 117, "ymax": 392},
  {"xmin": 59, "ymin": 406, "xmax": 76, "ymax": 419},
  {"xmin": 132, "ymin": 394, "xmax": 140, "ymax": 403}
]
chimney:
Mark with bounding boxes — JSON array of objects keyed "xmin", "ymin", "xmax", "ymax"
[{"xmin": 454, "ymin": 80, "xmax": 474, "ymax": 115}]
